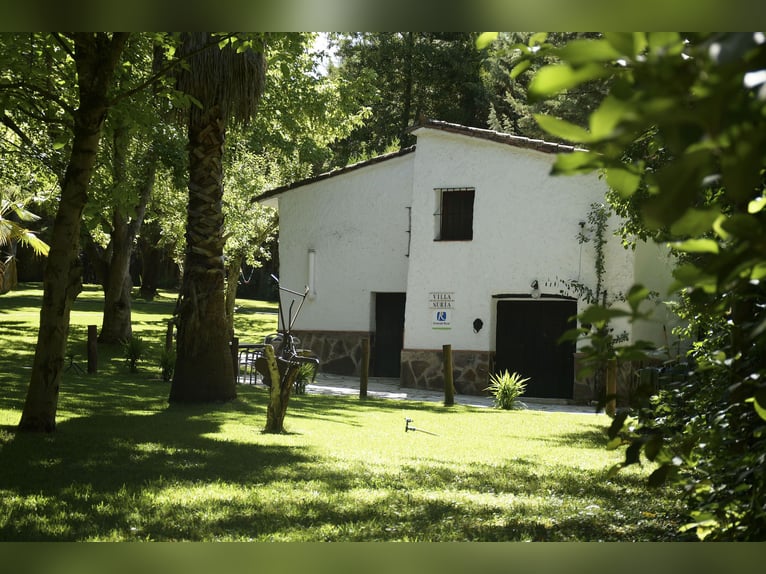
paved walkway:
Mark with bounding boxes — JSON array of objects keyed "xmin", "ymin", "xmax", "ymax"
[{"xmin": 301, "ymin": 373, "xmax": 599, "ymax": 415}]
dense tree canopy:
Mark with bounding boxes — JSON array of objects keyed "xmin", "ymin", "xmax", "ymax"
[{"xmin": 327, "ymin": 32, "xmax": 491, "ymax": 165}]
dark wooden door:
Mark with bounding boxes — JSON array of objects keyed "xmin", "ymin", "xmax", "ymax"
[
  {"xmin": 495, "ymin": 299, "xmax": 576, "ymax": 399},
  {"xmin": 374, "ymin": 292, "xmax": 406, "ymax": 377}
]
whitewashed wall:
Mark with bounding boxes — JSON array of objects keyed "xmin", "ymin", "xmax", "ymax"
[
  {"xmin": 631, "ymin": 240, "xmax": 679, "ymax": 347},
  {"xmin": 277, "ymin": 154, "xmax": 414, "ymax": 332},
  {"xmin": 403, "ymin": 127, "xmax": 635, "ymax": 352}
]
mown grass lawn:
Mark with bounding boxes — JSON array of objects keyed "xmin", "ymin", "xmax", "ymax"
[{"xmin": 0, "ymin": 284, "xmax": 685, "ymax": 541}]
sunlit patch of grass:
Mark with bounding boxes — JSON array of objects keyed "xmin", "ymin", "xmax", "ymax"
[{"xmin": 0, "ymin": 283, "xmax": 685, "ymax": 541}]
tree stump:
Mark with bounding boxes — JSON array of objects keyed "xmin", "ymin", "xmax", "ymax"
[{"xmin": 264, "ymin": 345, "xmax": 299, "ymax": 433}]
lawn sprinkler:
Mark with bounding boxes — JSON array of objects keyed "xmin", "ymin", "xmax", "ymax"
[{"xmin": 404, "ymin": 417, "xmax": 437, "ymax": 436}]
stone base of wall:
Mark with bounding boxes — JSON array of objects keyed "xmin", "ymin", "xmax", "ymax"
[
  {"xmin": 292, "ymin": 330, "xmax": 368, "ymax": 376},
  {"xmin": 400, "ymin": 349, "xmax": 491, "ymax": 396},
  {"xmin": 573, "ymin": 353, "xmax": 664, "ymax": 406}
]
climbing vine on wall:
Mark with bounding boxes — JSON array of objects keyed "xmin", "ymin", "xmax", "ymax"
[{"xmin": 561, "ymin": 202, "xmax": 612, "ymax": 305}]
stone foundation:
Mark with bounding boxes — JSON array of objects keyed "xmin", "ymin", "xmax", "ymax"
[
  {"xmin": 292, "ymin": 330, "xmax": 368, "ymax": 376},
  {"xmin": 400, "ymin": 348, "xmax": 492, "ymax": 396},
  {"xmin": 573, "ymin": 353, "xmax": 664, "ymax": 406}
]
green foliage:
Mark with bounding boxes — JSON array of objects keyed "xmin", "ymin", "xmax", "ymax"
[
  {"xmin": 0, "ymin": 188, "xmax": 49, "ymax": 257},
  {"xmin": 159, "ymin": 347, "xmax": 175, "ymax": 382},
  {"xmin": 514, "ymin": 32, "xmax": 766, "ymax": 540},
  {"xmin": 485, "ymin": 370, "xmax": 529, "ymax": 410},
  {"xmin": 292, "ymin": 362, "xmax": 316, "ymax": 395},
  {"xmin": 122, "ymin": 336, "xmax": 147, "ymax": 373},
  {"xmin": 329, "ymin": 33, "xmax": 491, "ymax": 166},
  {"xmin": 481, "ymin": 33, "xmax": 609, "ymax": 140}
]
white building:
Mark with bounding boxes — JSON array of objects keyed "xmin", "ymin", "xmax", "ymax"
[{"xmin": 256, "ymin": 120, "xmax": 675, "ymax": 400}]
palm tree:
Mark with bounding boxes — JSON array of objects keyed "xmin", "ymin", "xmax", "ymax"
[
  {"xmin": 169, "ymin": 33, "xmax": 266, "ymax": 402},
  {"xmin": 0, "ymin": 188, "xmax": 50, "ymax": 293}
]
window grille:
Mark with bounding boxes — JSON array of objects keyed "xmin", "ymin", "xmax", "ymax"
[{"xmin": 434, "ymin": 187, "xmax": 474, "ymax": 241}]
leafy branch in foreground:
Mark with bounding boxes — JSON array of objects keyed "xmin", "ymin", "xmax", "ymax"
[{"xmin": 500, "ymin": 32, "xmax": 766, "ymax": 540}]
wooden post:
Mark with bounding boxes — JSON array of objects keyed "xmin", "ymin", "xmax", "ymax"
[
  {"xmin": 87, "ymin": 325, "xmax": 98, "ymax": 374},
  {"xmin": 231, "ymin": 336, "xmax": 239, "ymax": 384},
  {"xmin": 264, "ymin": 344, "xmax": 284, "ymax": 433},
  {"xmin": 443, "ymin": 344, "xmax": 455, "ymax": 406},
  {"xmin": 360, "ymin": 337, "xmax": 370, "ymax": 399},
  {"xmin": 606, "ymin": 358, "xmax": 618, "ymax": 417}
]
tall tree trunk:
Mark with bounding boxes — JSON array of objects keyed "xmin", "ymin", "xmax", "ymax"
[
  {"xmin": 224, "ymin": 252, "xmax": 244, "ymax": 340},
  {"xmin": 98, "ymin": 213, "xmax": 134, "ymax": 343},
  {"xmin": 137, "ymin": 227, "xmax": 162, "ymax": 300},
  {"xmin": 169, "ymin": 105, "xmax": 235, "ymax": 402},
  {"xmin": 19, "ymin": 33, "xmax": 129, "ymax": 432},
  {"xmin": 99, "ymin": 136, "xmax": 156, "ymax": 343}
]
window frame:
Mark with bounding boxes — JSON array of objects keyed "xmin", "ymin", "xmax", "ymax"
[{"xmin": 435, "ymin": 187, "xmax": 475, "ymax": 241}]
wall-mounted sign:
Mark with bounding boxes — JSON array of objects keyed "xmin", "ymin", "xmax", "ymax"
[
  {"xmin": 430, "ymin": 292, "xmax": 454, "ymax": 329},
  {"xmin": 429, "ymin": 291, "xmax": 454, "ymax": 309},
  {"xmin": 432, "ymin": 310, "xmax": 451, "ymax": 330}
]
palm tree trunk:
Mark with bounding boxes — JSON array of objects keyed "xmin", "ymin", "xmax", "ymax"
[
  {"xmin": 169, "ymin": 104, "xmax": 235, "ymax": 402},
  {"xmin": 19, "ymin": 33, "xmax": 129, "ymax": 432}
]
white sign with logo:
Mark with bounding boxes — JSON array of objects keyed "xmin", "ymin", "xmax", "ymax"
[{"xmin": 429, "ymin": 292, "xmax": 453, "ymax": 329}]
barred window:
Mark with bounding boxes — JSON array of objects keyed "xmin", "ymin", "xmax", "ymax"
[{"xmin": 436, "ymin": 188, "xmax": 474, "ymax": 241}]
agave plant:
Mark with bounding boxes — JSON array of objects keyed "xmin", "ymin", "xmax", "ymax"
[
  {"xmin": 123, "ymin": 336, "xmax": 147, "ymax": 373},
  {"xmin": 485, "ymin": 370, "xmax": 529, "ymax": 410}
]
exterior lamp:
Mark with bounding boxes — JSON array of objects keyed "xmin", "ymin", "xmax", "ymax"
[{"xmin": 531, "ymin": 279, "xmax": 541, "ymax": 299}]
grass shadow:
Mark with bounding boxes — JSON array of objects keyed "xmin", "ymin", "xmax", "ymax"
[{"xmin": 0, "ymin": 405, "xmax": 312, "ymax": 540}]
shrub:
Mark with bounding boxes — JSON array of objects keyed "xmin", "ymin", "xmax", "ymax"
[
  {"xmin": 122, "ymin": 336, "xmax": 147, "ymax": 373},
  {"xmin": 485, "ymin": 370, "xmax": 529, "ymax": 410},
  {"xmin": 293, "ymin": 362, "xmax": 317, "ymax": 394},
  {"xmin": 159, "ymin": 347, "xmax": 176, "ymax": 382}
]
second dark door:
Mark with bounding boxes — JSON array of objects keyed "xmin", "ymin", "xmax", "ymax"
[{"xmin": 374, "ymin": 292, "xmax": 406, "ymax": 377}]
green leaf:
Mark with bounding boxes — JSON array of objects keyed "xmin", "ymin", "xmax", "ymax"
[
  {"xmin": 476, "ymin": 32, "xmax": 499, "ymax": 50},
  {"xmin": 670, "ymin": 208, "xmax": 720, "ymax": 236},
  {"xmin": 647, "ymin": 32, "xmax": 682, "ymax": 54},
  {"xmin": 671, "ymin": 262, "xmax": 703, "ymax": 284},
  {"xmin": 510, "ymin": 59, "xmax": 531, "ymax": 79},
  {"xmin": 748, "ymin": 196, "xmax": 766, "ymax": 214},
  {"xmin": 670, "ymin": 238, "xmax": 720, "ymax": 254},
  {"xmin": 713, "ymin": 214, "xmax": 731, "ymax": 240},
  {"xmin": 625, "ymin": 440, "xmax": 643, "ymax": 466},
  {"xmin": 529, "ymin": 32, "xmax": 548, "ymax": 46},
  {"xmin": 557, "ymin": 39, "xmax": 623, "ymax": 65},
  {"xmin": 551, "ymin": 151, "xmax": 600, "ymax": 175},
  {"xmin": 534, "ymin": 114, "xmax": 592, "ymax": 143},
  {"xmin": 606, "ymin": 463, "xmax": 624, "ymax": 479},
  {"xmin": 579, "ymin": 305, "xmax": 632, "ymax": 325},
  {"xmin": 607, "ymin": 410, "xmax": 629, "ymax": 439},
  {"xmin": 755, "ymin": 389, "xmax": 766, "ymax": 422},
  {"xmin": 644, "ymin": 434, "xmax": 663, "ymax": 461},
  {"xmin": 529, "ymin": 63, "xmax": 608, "ymax": 99},
  {"xmin": 606, "ymin": 437, "xmax": 623, "ymax": 450},
  {"xmin": 557, "ymin": 327, "xmax": 588, "ymax": 344},
  {"xmin": 720, "ymin": 213, "xmax": 762, "ymax": 239},
  {"xmin": 626, "ymin": 284, "xmax": 650, "ymax": 313},
  {"xmin": 589, "ymin": 95, "xmax": 634, "ymax": 139},
  {"xmin": 606, "ymin": 166, "xmax": 641, "ymax": 198},
  {"xmin": 647, "ymin": 464, "xmax": 672, "ymax": 487},
  {"xmin": 604, "ymin": 32, "xmax": 647, "ymax": 58}
]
